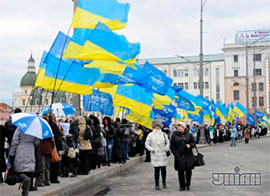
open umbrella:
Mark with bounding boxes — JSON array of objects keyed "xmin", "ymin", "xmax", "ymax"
[
  {"xmin": 41, "ymin": 103, "xmax": 76, "ymax": 117},
  {"xmin": 11, "ymin": 112, "xmax": 53, "ymax": 139}
]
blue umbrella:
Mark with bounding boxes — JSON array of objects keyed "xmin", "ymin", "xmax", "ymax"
[
  {"xmin": 41, "ymin": 103, "xmax": 76, "ymax": 117},
  {"xmin": 11, "ymin": 112, "xmax": 53, "ymax": 139}
]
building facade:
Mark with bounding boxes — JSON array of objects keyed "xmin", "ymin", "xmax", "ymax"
[
  {"xmin": 138, "ymin": 54, "xmax": 225, "ymax": 103},
  {"xmin": 14, "ymin": 55, "xmax": 73, "ymax": 114},
  {"xmin": 223, "ymin": 30, "xmax": 270, "ymax": 114}
]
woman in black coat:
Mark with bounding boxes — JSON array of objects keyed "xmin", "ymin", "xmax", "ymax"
[
  {"xmin": 170, "ymin": 122, "xmax": 196, "ymax": 191},
  {"xmin": 0, "ymin": 125, "xmax": 7, "ymax": 183}
]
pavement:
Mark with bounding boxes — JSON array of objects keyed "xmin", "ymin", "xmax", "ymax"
[
  {"xmin": 80, "ymin": 137, "xmax": 270, "ymax": 196},
  {"xmin": 0, "ymin": 137, "xmax": 269, "ymax": 196}
]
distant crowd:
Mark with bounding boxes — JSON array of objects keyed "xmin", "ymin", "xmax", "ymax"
[{"xmin": 0, "ymin": 108, "xmax": 268, "ymax": 195}]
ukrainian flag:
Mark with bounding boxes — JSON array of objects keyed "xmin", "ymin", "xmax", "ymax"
[
  {"xmin": 233, "ymin": 102, "xmax": 248, "ymax": 117},
  {"xmin": 63, "ymin": 28, "xmax": 92, "ymax": 59},
  {"xmin": 71, "ymin": 0, "xmax": 130, "ymax": 30},
  {"xmin": 35, "ymin": 51, "xmax": 48, "ymax": 87},
  {"xmin": 74, "ymin": 22, "xmax": 140, "ymax": 63},
  {"xmin": 42, "ymin": 52, "xmax": 100, "ymax": 95},
  {"xmin": 126, "ymin": 110, "xmax": 154, "ymax": 130},
  {"xmin": 113, "ymin": 84, "xmax": 153, "ymax": 117}
]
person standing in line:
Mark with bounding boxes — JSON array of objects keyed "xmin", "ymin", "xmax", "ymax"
[
  {"xmin": 230, "ymin": 126, "xmax": 237, "ymax": 146},
  {"xmin": 103, "ymin": 117, "xmax": 115, "ymax": 166},
  {"xmin": 145, "ymin": 120, "xmax": 170, "ymax": 190},
  {"xmin": 170, "ymin": 122, "xmax": 196, "ymax": 191},
  {"xmin": 8, "ymin": 128, "xmax": 40, "ymax": 196},
  {"xmin": 244, "ymin": 125, "xmax": 251, "ymax": 144}
]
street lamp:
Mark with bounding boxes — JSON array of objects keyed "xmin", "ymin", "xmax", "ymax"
[{"xmin": 198, "ymin": 0, "xmax": 207, "ymax": 144}]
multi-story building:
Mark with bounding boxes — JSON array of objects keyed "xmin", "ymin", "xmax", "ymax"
[
  {"xmin": 138, "ymin": 54, "xmax": 225, "ymax": 103},
  {"xmin": 14, "ymin": 54, "xmax": 73, "ymax": 114},
  {"xmin": 223, "ymin": 29, "xmax": 270, "ymax": 114}
]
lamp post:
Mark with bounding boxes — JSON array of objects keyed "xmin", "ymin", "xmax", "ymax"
[{"xmin": 198, "ymin": 0, "xmax": 207, "ymax": 144}]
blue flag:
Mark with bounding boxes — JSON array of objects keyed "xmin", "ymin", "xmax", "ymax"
[
  {"xmin": 255, "ymin": 110, "xmax": 264, "ymax": 119},
  {"xmin": 246, "ymin": 113, "xmax": 255, "ymax": 126},
  {"xmin": 138, "ymin": 61, "xmax": 173, "ymax": 95},
  {"xmin": 83, "ymin": 90, "xmax": 114, "ymax": 116}
]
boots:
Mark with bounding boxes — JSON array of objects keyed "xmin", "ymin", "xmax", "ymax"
[
  {"xmin": 107, "ymin": 161, "xmax": 111, "ymax": 167},
  {"xmin": 61, "ymin": 168, "xmax": 69, "ymax": 178},
  {"xmin": 70, "ymin": 168, "xmax": 78, "ymax": 178},
  {"xmin": 162, "ymin": 180, "xmax": 167, "ymax": 189},
  {"xmin": 155, "ymin": 179, "xmax": 160, "ymax": 190}
]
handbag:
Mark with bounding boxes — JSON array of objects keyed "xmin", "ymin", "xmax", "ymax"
[
  {"xmin": 193, "ymin": 146, "xmax": 205, "ymax": 167},
  {"xmin": 4, "ymin": 168, "xmax": 20, "ymax": 186},
  {"xmin": 50, "ymin": 140, "xmax": 61, "ymax": 163},
  {"xmin": 67, "ymin": 147, "xmax": 79, "ymax": 158},
  {"xmin": 163, "ymin": 133, "xmax": 171, "ymax": 157}
]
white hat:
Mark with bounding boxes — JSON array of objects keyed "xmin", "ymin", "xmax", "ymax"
[{"xmin": 177, "ymin": 121, "xmax": 186, "ymax": 129}]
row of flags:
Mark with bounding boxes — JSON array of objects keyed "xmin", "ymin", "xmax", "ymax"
[{"xmin": 34, "ymin": 0, "xmax": 270, "ymax": 129}]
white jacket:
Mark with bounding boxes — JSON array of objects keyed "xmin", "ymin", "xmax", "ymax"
[{"xmin": 145, "ymin": 130, "xmax": 170, "ymax": 167}]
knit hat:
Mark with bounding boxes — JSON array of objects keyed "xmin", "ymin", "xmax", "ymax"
[
  {"xmin": 177, "ymin": 121, "xmax": 186, "ymax": 129},
  {"xmin": 152, "ymin": 120, "xmax": 163, "ymax": 129}
]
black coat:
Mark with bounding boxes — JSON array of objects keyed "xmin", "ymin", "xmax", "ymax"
[
  {"xmin": 0, "ymin": 125, "xmax": 7, "ymax": 172},
  {"xmin": 170, "ymin": 131, "xmax": 196, "ymax": 171}
]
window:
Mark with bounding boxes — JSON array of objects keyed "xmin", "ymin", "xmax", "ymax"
[
  {"xmin": 173, "ymin": 70, "xmax": 177, "ymax": 77},
  {"xmin": 184, "ymin": 69, "xmax": 188, "ymax": 77},
  {"xmin": 252, "ymin": 83, "xmax": 257, "ymax": 92},
  {"xmin": 234, "ymin": 70, "xmax": 239, "ymax": 76},
  {"xmin": 259, "ymin": 83, "xmax": 264, "ymax": 91},
  {"xmin": 60, "ymin": 98, "xmax": 65, "ymax": 103},
  {"xmin": 25, "ymin": 90, "xmax": 27, "ymax": 94},
  {"xmin": 252, "ymin": 97, "xmax": 257, "ymax": 107},
  {"xmin": 253, "ymin": 69, "xmax": 262, "ymax": 76},
  {"xmin": 70, "ymin": 98, "xmax": 73, "ymax": 104},
  {"xmin": 233, "ymin": 55, "xmax": 238, "ymax": 62},
  {"xmin": 233, "ymin": 82, "xmax": 239, "ymax": 86},
  {"xmin": 193, "ymin": 82, "xmax": 197, "ymax": 89},
  {"xmin": 22, "ymin": 99, "xmax": 26, "ymax": 106},
  {"xmin": 259, "ymin": 97, "xmax": 264, "ymax": 107},
  {"xmin": 178, "ymin": 83, "xmax": 184, "ymax": 89},
  {"xmin": 193, "ymin": 68, "xmax": 198, "ymax": 76},
  {"xmin": 233, "ymin": 90, "xmax": 239, "ymax": 100},
  {"xmin": 178, "ymin": 70, "xmax": 184, "ymax": 77},
  {"xmin": 45, "ymin": 99, "xmax": 49, "ymax": 105},
  {"xmin": 54, "ymin": 98, "xmax": 58, "ymax": 102},
  {"xmin": 205, "ymin": 82, "xmax": 209, "ymax": 89},
  {"xmin": 184, "ymin": 83, "xmax": 188, "ymax": 90},
  {"xmin": 204, "ymin": 68, "xmax": 209, "ymax": 76},
  {"xmin": 253, "ymin": 54, "xmax": 261, "ymax": 61}
]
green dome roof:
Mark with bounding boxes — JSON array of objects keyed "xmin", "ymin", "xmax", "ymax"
[{"xmin": 20, "ymin": 72, "xmax": 37, "ymax": 87}]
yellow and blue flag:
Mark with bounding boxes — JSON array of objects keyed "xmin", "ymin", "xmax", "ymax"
[
  {"xmin": 71, "ymin": 0, "xmax": 130, "ymax": 30},
  {"xmin": 41, "ymin": 32, "xmax": 100, "ymax": 94},
  {"xmin": 233, "ymin": 102, "xmax": 248, "ymax": 117},
  {"xmin": 113, "ymin": 84, "xmax": 153, "ymax": 116},
  {"xmin": 35, "ymin": 51, "xmax": 48, "ymax": 87},
  {"xmin": 75, "ymin": 22, "xmax": 140, "ymax": 63}
]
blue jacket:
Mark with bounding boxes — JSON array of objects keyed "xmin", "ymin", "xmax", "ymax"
[{"xmin": 230, "ymin": 128, "xmax": 237, "ymax": 138}]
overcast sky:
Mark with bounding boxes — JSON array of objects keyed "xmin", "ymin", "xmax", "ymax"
[{"xmin": 1, "ymin": 0, "xmax": 270, "ymax": 105}]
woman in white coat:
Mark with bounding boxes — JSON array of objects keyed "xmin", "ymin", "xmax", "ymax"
[{"xmin": 145, "ymin": 120, "xmax": 170, "ymax": 190}]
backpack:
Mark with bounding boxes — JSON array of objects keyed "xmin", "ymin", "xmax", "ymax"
[{"xmin": 83, "ymin": 125, "xmax": 92, "ymax": 140}]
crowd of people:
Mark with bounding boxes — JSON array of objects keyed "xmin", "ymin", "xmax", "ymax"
[
  {"xmin": 0, "ymin": 108, "xmax": 153, "ymax": 196},
  {"xmin": 0, "ymin": 108, "xmax": 269, "ymax": 195}
]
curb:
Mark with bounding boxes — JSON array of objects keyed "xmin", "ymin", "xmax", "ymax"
[{"xmin": 42, "ymin": 156, "xmax": 144, "ymax": 196}]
